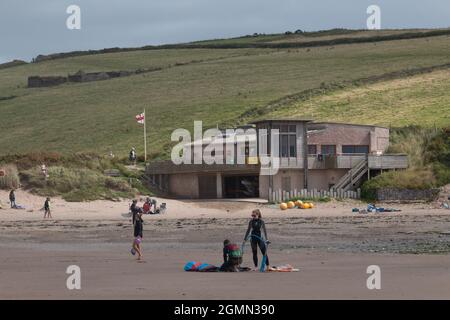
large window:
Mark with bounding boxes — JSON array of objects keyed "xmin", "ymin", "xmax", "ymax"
[
  {"xmin": 321, "ymin": 145, "xmax": 336, "ymax": 155},
  {"xmin": 274, "ymin": 124, "xmax": 297, "ymax": 157},
  {"xmin": 342, "ymin": 145, "xmax": 369, "ymax": 154}
]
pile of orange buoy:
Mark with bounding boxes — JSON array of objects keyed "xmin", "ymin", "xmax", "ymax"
[{"xmin": 280, "ymin": 200, "xmax": 314, "ymax": 210}]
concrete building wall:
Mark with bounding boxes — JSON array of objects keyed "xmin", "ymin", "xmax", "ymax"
[
  {"xmin": 261, "ymin": 168, "xmax": 349, "ymax": 197},
  {"xmin": 308, "ymin": 169, "xmax": 348, "ymax": 190},
  {"xmin": 260, "ymin": 169, "xmax": 305, "ymax": 198},
  {"xmin": 372, "ymin": 127, "xmax": 390, "ymax": 153},
  {"xmin": 169, "ymin": 173, "xmax": 199, "ymax": 198}
]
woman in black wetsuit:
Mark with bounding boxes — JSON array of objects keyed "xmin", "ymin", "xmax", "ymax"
[{"xmin": 243, "ymin": 209, "xmax": 270, "ymax": 270}]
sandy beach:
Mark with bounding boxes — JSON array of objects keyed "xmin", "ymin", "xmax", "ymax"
[{"xmin": 1, "ymin": 189, "xmax": 449, "ymax": 299}]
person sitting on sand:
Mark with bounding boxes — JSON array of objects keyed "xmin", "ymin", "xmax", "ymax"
[
  {"xmin": 243, "ymin": 209, "xmax": 270, "ymax": 271},
  {"xmin": 131, "ymin": 210, "xmax": 144, "ymax": 261},
  {"xmin": 142, "ymin": 197, "xmax": 152, "ymax": 215},
  {"xmin": 9, "ymin": 189, "xmax": 16, "ymax": 209},
  {"xmin": 44, "ymin": 197, "xmax": 52, "ymax": 219},
  {"xmin": 220, "ymin": 239, "xmax": 242, "ymax": 272}
]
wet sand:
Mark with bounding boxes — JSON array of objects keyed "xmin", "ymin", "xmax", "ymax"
[{"xmin": 1, "ymin": 190, "xmax": 450, "ymax": 299}]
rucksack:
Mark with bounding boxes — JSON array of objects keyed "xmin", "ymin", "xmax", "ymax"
[{"xmin": 226, "ymin": 244, "xmax": 242, "ymax": 258}]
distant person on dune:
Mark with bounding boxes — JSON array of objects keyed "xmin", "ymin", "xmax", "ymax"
[
  {"xmin": 44, "ymin": 197, "xmax": 52, "ymax": 219},
  {"xmin": 129, "ymin": 147, "xmax": 137, "ymax": 166}
]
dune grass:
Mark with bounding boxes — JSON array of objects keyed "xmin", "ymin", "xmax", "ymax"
[
  {"xmin": 361, "ymin": 127, "xmax": 450, "ymax": 198},
  {"xmin": 19, "ymin": 166, "xmax": 136, "ymax": 202},
  {"xmin": 0, "ymin": 164, "xmax": 20, "ymax": 190}
]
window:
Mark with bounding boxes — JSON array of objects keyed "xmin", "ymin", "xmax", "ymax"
[
  {"xmin": 280, "ymin": 134, "xmax": 296, "ymax": 157},
  {"xmin": 321, "ymin": 145, "xmax": 336, "ymax": 155},
  {"xmin": 308, "ymin": 145, "xmax": 317, "ymax": 155},
  {"xmin": 342, "ymin": 145, "xmax": 369, "ymax": 154},
  {"xmin": 277, "ymin": 124, "xmax": 297, "ymax": 158}
]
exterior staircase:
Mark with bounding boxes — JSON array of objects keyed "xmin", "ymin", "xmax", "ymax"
[{"xmin": 332, "ymin": 157, "xmax": 368, "ymax": 192}]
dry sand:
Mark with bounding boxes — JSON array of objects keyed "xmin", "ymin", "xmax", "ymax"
[{"xmin": 1, "ymin": 189, "xmax": 449, "ymax": 299}]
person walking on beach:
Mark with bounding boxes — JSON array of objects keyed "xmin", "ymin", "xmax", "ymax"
[
  {"xmin": 9, "ymin": 189, "xmax": 16, "ymax": 208},
  {"xmin": 130, "ymin": 199, "xmax": 142, "ymax": 225},
  {"xmin": 131, "ymin": 209, "xmax": 144, "ymax": 261},
  {"xmin": 243, "ymin": 209, "xmax": 270, "ymax": 270},
  {"xmin": 44, "ymin": 197, "xmax": 52, "ymax": 219}
]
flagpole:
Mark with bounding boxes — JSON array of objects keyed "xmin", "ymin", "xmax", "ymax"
[{"xmin": 143, "ymin": 109, "xmax": 147, "ymax": 162}]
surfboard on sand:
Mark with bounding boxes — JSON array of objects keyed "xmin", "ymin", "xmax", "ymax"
[{"xmin": 267, "ymin": 264, "xmax": 299, "ymax": 272}]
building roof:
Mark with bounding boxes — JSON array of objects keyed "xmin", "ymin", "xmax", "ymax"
[
  {"xmin": 251, "ymin": 118, "xmax": 313, "ymax": 125},
  {"xmin": 309, "ymin": 122, "xmax": 389, "ymax": 129}
]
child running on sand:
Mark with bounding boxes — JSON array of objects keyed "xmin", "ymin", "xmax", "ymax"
[{"xmin": 44, "ymin": 197, "xmax": 52, "ymax": 219}]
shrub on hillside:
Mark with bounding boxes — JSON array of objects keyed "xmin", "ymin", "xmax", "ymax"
[
  {"xmin": 424, "ymin": 128, "xmax": 450, "ymax": 186},
  {"xmin": 361, "ymin": 169, "xmax": 436, "ymax": 200},
  {"xmin": 0, "ymin": 165, "xmax": 20, "ymax": 190}
]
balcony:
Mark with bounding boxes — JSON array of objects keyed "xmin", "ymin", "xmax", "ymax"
[{"xmin": 306, "ymin": 153, "xmax": 408, "ymax": 170}]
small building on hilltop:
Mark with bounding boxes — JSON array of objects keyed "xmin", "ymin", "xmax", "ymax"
[{"xmin": 145, "ymin": 119, "xmax": 408, "ymax": 200}]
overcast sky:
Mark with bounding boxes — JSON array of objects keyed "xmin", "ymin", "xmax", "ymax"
[{"xmin": 1, "ymin": 0, "xmax": 450, "ymax": 63}]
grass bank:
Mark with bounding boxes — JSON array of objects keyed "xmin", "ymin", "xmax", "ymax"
[
  {"xmin": 362, "ymin": 127, "xmax": 450, "ymax": 200},
  {"xmin": 0, "ymin": 152, "xmax": 151, "ymax": 202}
]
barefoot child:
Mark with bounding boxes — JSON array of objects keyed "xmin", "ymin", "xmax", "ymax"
[{"xmin": 44, "ymin": 197, "xmax": 52, "ymax": 219}]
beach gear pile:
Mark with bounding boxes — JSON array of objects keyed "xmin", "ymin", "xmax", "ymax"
[
  {"xmin": 184, "ymin": 261, "xmax": 220, "ymax": 272},
  {"xmin": 280, "ymin": 200, "xmax": 314, "ymax": 211},
  {"xmin": 183, "ymin": 261, "xmax": 298, "ymax": 273},
  {"xmin": 353, "ymin": 204, "xmax": 401, "ymax": 214}
]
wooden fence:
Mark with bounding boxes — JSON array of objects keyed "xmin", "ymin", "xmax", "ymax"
[{"xmin": 268, "ymin": 188, "xmax": 361, "ymax": 203}]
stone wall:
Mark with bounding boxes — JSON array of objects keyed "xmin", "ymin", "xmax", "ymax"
[
  {"xmin": 376, "ymin": 188, "xmax": 440, "ymax": 201},
  {"xmin": 28, "ymin": 76, "xmax": 67, "ymax": 88},
  {"xmin": 27, "ymin": 68, "xmax": 159, "ymax": 88}
]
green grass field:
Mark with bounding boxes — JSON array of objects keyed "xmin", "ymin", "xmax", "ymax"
[{"xmin": 1, "ymin": 29, "xmax": 450, "ymax": 159}]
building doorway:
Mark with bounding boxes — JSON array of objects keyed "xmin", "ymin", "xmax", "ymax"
[{"xmin": 223, "ymin": 175, "xmax": 259, "ymax": 198}]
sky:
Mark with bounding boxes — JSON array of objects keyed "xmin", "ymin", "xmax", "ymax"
[{"xmin": 1, "ymin": 0, "xmax": 450, "ymax": 63}]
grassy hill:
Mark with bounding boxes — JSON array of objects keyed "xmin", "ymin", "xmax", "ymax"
[{"xmin": 1, "ymin": 29, "xmax": 450, "ymax": 159}]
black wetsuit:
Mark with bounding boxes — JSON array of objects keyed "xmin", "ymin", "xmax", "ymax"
[
  {"xmin": 131, "ymin": 203, "xmax": 142, "ymax": 225},
  {"xmin": 134, "ymin": 215, "xmax": 143, "ymax": 238},
  {"xmin": 44, "ymin": 200, "xmax": 50, "ymax": 212},
  {"xmin": 9, "ymin": 191, "xmax": 15, "ymax": 208},
  {"xmin": 244, "ymin": 219, "xmax": 269, "ymax": 267}
]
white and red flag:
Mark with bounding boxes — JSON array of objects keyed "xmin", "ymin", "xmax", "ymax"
[{"xmin": 135, "ymin": 113, "xmax": 145, "ymax": 124}]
